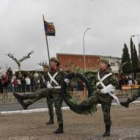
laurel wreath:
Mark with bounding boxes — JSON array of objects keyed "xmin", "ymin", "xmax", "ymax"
[{"xmin": 62, "ymin": 72, "xmax": 97, "ymax": 115}]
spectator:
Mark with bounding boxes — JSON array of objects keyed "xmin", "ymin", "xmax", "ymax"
[
  {"xmin": 21, "ymin": 76, "xmax": 26, "ymax": 93},
  {"xmin": 30, "ymin": 74, "xmax": 35, "ymax": 92},
  {"xmin": 13, "ymin": 77, "xmax": 18, "ymax": 92},
  {"xmin": 34, "ymin": 72, "xmax": 39, "ymax": 91},
  {"xmin": 7, "ymin": 67, "xmax": 13, "ymax": 78},
  {"xmin": 25, "ymin": 75, "xmax": 31, "ymax": 92},
  {"xmin": 7, "ymin": 68, "xmax": 13, "ymax": 92},
  {"xmin": 17, "ymin": 77, "xmax": 22, "ymax": 92},
  {"xmin": 4, "ymin": 72, "xmax": 9, "ymax": 93}
]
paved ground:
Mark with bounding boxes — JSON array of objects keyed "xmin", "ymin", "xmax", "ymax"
[
  {"xmin": 0, "ymin": 91, "xmax": 133, "ymax": 112},
  {"xmin": 0, "ymin": 93, "xmax": 67, "ymax": 111},
  {"xmin": 0, "ymin": 103, "xmax": 140, "ymax": 140}
]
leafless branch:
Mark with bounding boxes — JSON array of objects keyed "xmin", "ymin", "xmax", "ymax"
[{"xmin": 19, "ymin": 50, "xmax": 34, "ymax": 62}]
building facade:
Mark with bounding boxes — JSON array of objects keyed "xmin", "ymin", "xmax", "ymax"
[
  {"xmin": 101, "ymin": 56, "xmax": 121, "ymax": 73},
  {"xmin": 57, "ymin": 53, "xmax": 100, "ymax": 71},
  {"xmin": 57, "ymin": 53, "xmax": 121, "ymax": 73}
]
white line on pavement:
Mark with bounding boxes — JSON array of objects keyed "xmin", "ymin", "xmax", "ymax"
[{"xmin": 1, "ymin": 101, "xmax": 140, "ymax": 115}]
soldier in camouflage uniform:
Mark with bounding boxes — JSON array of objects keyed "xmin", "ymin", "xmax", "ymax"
[
  {"xmin": 120, "ymin": 73, "xmax": 140, "ymax": 108},
  {"xmin": 43, "ymin": 64, "xmax": 54, "ymax": 125},
  {"xmin": 13, "ymin": 57, "xmax": 65, "ymax": 134},
  {"xmin": 83, "ymin": 59, "xmax": 118, "ymax": 137}
]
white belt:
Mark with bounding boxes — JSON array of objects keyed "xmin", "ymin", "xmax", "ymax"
[{"xmin": 48, "ymin": 86, "xmax": 61, "ymax": 89}]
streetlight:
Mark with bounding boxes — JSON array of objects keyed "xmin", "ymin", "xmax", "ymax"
[
  {"xmin": 83, "ymin": 28, "xmax": 91, "ymax": 70},
  {"xmin": 131, "ymin": 34, "xmax": 140, "ymax": 60}
]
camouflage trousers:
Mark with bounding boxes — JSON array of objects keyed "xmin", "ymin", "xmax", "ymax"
[
  {"xmin": 91, "ymin": 91, "xmax": 112, "ymax": 125},
  {"xmin": 100, "ymin": 101, "xmax": 112, "ymax": 126},
  {"xmin": 22, "ymin": 88, "xmax": 63, "ymax": 124},
  {"xmin": 46, "ymin": 95, "xmax": 54, "ymax": 119}
]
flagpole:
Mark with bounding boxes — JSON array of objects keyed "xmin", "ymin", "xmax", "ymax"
[{"xmin": 43, "ymin": 15, "xmax": 51, "ymax": 66}]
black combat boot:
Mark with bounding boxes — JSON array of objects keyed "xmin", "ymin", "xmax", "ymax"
[
  {"xmin": 102, "ymin": 125, "xmax": 111, "ymax": 137},
  {"xmin": 13, "ymin": 92, "xmax": 28, "ymax": 110},
  {"xmin": 120, "ymin": 100, "xmax": 130, "ymax": 108},
  {"xmin": 46, "ymin": 117, "xmax": 54, "ymax": 125},
  {"xmin": 54, "ymin": 123, "xmax": 63, "ymax": 134},
  {"xmin": 20, "ymin": 101, "xmax": 29, "ymax": 110}
]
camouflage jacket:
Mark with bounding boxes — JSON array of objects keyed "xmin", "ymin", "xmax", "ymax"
[
  {"xmin": 95, "ymin": 67, "xmax": 118, "ymax": 91},
  {"xmin": 91, "ymin": 67, "xmax": 119, "ymax": 103},
  {"xmin": 45, "ymin": 68, "xmax": 65, "ymax": 87}
]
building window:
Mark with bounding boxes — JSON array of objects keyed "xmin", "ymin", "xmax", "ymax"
[
  {"xmin": 110, "ymin": 62, "xmax": 115, "ymax": 66},
  {"xmin": 79, "ymin": 59, "xmax": 81, "ymax": 62}
]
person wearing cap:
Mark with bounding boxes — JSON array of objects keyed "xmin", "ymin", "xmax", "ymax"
[
  {"xmin": 82, "ymin": 58, "xmax": 118, "ymax": 137},
  {"xmin": 13, "ymin": 57, "xmax": 65, "ymax": 134},
  {"xmin": 43, "ymin": 64, "xmax": 54, "ymax": 125}
]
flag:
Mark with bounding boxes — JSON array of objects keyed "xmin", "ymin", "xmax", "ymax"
[{"xmin": 44, "ymin": 20, "xmax": 55, "ymax": 36}]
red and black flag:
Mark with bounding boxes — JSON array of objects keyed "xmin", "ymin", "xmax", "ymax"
[{"xmin": 44, "ymin": 20, "xmax": 55, "ymax": 36}]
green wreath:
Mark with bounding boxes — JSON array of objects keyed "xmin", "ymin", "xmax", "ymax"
[{"xmin": 62, "ymin": 72, "xmax": 97, "ymax": 115}]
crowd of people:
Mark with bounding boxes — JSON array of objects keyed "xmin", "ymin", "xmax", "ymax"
[
  {"xmin": 119, "ymin": 75, "xmax": 136, "ymax": 85},
  {"xmin": 0, "ymin": 67, "xmax": 47, "ymax": 94},
  {"xmin": 118, "ymin": 74, "xmax": 138, "ymax": 89}
]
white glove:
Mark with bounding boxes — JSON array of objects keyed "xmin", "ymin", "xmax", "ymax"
[
  {"xmin": 46, "ymin": 82, "xmax": 52, "ymax": 88},
  {"xmin": 64, "ymin": 78, "xmax": 69, "ymax": 84},
  {"xmin": 101, "ymin": 84, "xmax": 115, "ymax": 94}
]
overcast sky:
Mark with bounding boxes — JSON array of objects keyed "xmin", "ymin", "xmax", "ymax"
[{"xmin": 0, "ymin": 0, "xmax": 140, "ymax": 71}]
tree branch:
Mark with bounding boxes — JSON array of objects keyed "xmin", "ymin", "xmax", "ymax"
[{"xmin": 19, "ymin": 50, "xmax": 34, "ymax": 62}]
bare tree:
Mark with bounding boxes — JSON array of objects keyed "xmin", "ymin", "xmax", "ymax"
[
  {"xmin": 38, "ymin": 61, "xmax": 48, "ymax": 67},
  {"xmin": 6, "ymin": 50, "xmax": 34, "ymax": 72}
]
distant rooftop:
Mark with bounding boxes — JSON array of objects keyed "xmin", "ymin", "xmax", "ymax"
[{"xmin": 57, "ymin": 53, "xmax": 121, "ymax": 59}]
